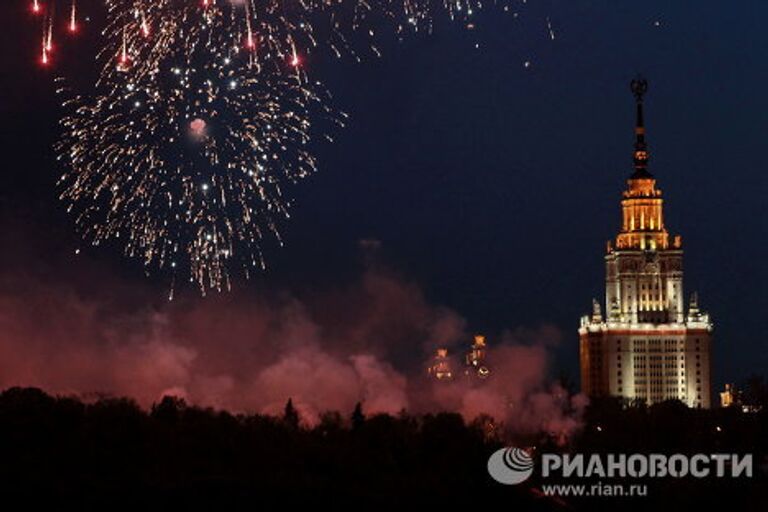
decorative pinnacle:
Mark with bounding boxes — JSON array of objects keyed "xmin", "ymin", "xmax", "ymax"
[
  {"xmin": 630, "ymin": 76, "xmax": 651, "ymax": 176},
  {"xmin": 631, "ymin": 77, "xmax": 648, "ymax": 102}
]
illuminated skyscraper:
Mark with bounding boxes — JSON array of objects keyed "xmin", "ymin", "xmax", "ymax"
[{"xmin": 579, "ymin": 78, "xmax": 713, "ymax": 408}]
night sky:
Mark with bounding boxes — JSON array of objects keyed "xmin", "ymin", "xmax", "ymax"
[{"xmin": 1, "ymin": 0, "xmax": 767, "ymax": 394}]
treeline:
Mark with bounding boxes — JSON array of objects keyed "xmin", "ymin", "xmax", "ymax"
[
  {"xmin": 0, "ymin": 387, "xmax": 520, "ymax": 506},
  {"xmin": 0, "ymin": 386, "xmax": 766, "ymax": 509}
]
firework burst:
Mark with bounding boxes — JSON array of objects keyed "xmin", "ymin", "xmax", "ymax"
[
  {"xmin": 58, "ymin": 3, "xmax": 342, "ymax": 296},
  {"xmin": 53, "ymin": 0, "xmax": 520, "ymax": 296}
]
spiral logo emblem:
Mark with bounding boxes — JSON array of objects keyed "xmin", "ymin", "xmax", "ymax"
[{"xmin": 487, "ymin": 447, "xmax": 534, "ymax": 485}]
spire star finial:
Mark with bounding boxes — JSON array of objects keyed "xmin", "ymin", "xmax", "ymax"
[
  {"xmin": 631, "ymin": 76, "xmax": 648, "ymax": 102},
  {"xmin": 630, "ymin": 76, "xmax": 651, "ymax": 176}
]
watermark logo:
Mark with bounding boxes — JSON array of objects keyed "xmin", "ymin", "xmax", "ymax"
[
  {"xmin": 487, "ymin": 447, "xmax": 535, "ymax": 485},
  {"xmin": 487, "ymin": 448, "xmax": 753, "ymax": 495}
]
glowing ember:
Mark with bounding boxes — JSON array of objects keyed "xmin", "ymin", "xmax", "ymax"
[{"xmin": 189, "ymin": 118, "xmax": 207, "ymax": 137}]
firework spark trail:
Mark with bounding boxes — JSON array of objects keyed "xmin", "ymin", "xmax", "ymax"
[
  {"xmin": 546, "ymin": 15, "xmax": 555, "ymax": 40},
  {"xmin": 30, "ymin": 0, "xmax": 82, "ymax": 66},
  {"xmin": 58, "ymin": 2, "xmax": 344, "ymax": 295},
  {"xmin": 41, "ymin": 17, "xmax": 50, "ymax": 64},
  {"xmin": 69, "ymin": 0, "xmax": 78, "ymax": 33}
]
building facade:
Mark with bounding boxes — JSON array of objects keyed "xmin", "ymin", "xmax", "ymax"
[{"xmin": 579, "ymin": 78, "xmax": 713, "ymax": 408}]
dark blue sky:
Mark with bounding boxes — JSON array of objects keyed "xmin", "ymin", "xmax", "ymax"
[{"xmin": 2, "ymin": 0, "xmax": 767, "ymax": 388}]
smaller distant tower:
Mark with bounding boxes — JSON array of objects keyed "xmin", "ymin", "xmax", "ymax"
[
  {"xmin": 465, "ymin": 335, "xmax": 491, "ymax": 379},
  {"xmin": 720, "ymin": 383, "xmax": 736, "ymax": 408},
  {"xmin": 428, "ymin": 348, "xmax": 453, "ymax": 380}
]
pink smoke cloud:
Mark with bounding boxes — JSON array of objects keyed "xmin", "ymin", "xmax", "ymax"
[{"xmin": 0, "ymin": 267, "xmax": 585, "ymax": 436}]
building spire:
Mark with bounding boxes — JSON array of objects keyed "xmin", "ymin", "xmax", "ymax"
[{"xmin": 630, "ymin": 76, "xmax": 651, "ymax": 177}]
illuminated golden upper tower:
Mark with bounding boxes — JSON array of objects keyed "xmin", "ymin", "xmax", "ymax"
[
  {"xmin": 611, "ymin": 78, "xmax": 682, "ymax": 253},
  {"xmin": 603, "ymin": 77, "xmax": 686, "ymax": 324}
]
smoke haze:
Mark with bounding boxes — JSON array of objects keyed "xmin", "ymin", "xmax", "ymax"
[{"xmin": 0, "ymin": 246, "xmax": 585, "ymax": 436}]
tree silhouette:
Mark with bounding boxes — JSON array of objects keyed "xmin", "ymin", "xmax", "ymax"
[
  {"xmin": 351, "ymin": 402, "xmax": 365, "ymax": 430},
  {"xmin": 283, "ymin": 398, "xmax": 300, "ymax": 429},
  {"xmin": 151, "ymin": 394, "xmax": 186, "ymax": 423}
]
